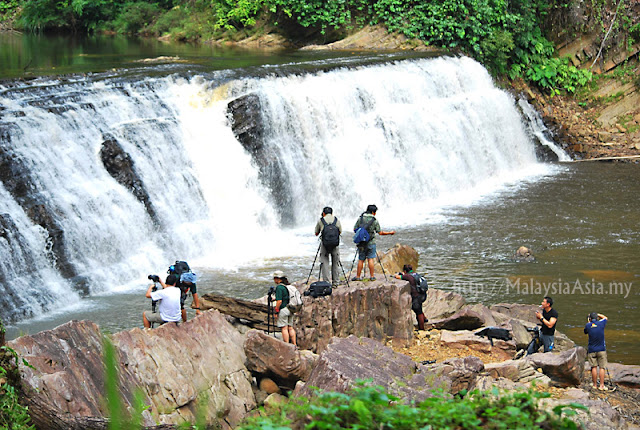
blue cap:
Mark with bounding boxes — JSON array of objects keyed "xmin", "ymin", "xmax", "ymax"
[{"xmin": 181, "ymin": 272, "xmax": 197, "ymax": 283}]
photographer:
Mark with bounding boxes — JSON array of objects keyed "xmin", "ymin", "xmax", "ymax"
[
  {"xmin": 271, "ymin": 271, "xmax": 297, "ymax": 346},
  {"xmin": 393, "ymin": 264, "xmax": 426, "ymax": 330},
  {"xmin": 584, "ymin": 312, "xmax": 609, "ymax": 391},
  {"xmin": 527, "ymin": 296, "xmax": 558, "ymax": 354},
  {"xmin": 142, "ymin": 274, "xmax": 181, "ymax": 328},
  {"xmin": 179, "ymin": 272, "xmax": 202, "ymax": 322}
]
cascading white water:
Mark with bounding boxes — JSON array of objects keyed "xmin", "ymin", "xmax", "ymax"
[
  {"xmin": 0, "ymin": 56, "xmax": 556, "ymax": 323},
  {"xmin": 518, "ymin": 97, "xmax": 571, "ymax": 162}
]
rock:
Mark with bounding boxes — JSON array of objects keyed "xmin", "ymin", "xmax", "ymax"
[
  {"xmin": 439, "ymin": 330, "xmax": 515, "ymax": 361},
  {"xmin": 9, "ymin": 311, "xmax": 256, "ymax": 428},
  {"xmin": 99, "ymin": 135, "xmax": 158, "ymax": 225},
  {"xmin": 263, "ymin": 393, "xmax": 287, "ymax": 410},
  {"xmin": 525, "ymin": 347, "xmax": 586, "ymax": 387},
  {"xmin": 296, "ymin": 336, "xmax": 451, "ymax": 403},
  {"xmin": 484, "ymin": 362, "xmax": 520, "ymax": 381},
  {"xmin": 541, "ymin": 397, "xmax": 630, "ymax": 429},
  {"xmin": 616, "ymin": 123, "xmax": 626, "ymax": 133},
  {"xmin": 423, "ymin": 288, "xmax": 466, "ymax": 321},
  {"xmin": 428, "ymin": 305, "xmax": 489, "ymax": 331},
  {"xmin": 509, "ymin": 319, "xmax": 532, "ymax": 350},
  {"xmin": 634, "ymin": 113, "xmax": 640, "ymax": 123},
  {"xmin": 598, "ymin": 131, "xmax": 612, "ymax": 142},
  {"xmin": 473, "ymin": 374, "xmax": 523, "ymax": 391},
  {"xmin": 515, "ymin": 246, "xmax": 535, "ymax": 262},
  {"xmin": 244, "ymin": 329, "xmax": 318, "ymax": 387},
  {"xmin": 259, "ymin": 378, "xmax": 280, "ymax": 394},
  {"xmin": 428, "ymin": 356, "xmax": 485, "ymax": 393},
  {"xmin": 596, "ymin": 362, "xmax": 640, "ymax": 388},
  {"xmin": 374, "ymin": 243, "xmax": 419, "ymax": 276},
  {"xmin": 296, "ymin": 278, "xmax": 414, "ymax": 353},
  {"xmin": 490, "ymin": 303, "xmax": 540, "ymax": 325}
]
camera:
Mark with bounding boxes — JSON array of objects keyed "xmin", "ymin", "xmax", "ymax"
[
  {"xmin": 148, "ymin": 274, "xmax": 160, "ymax": 283},
  {"xmin": 268, "ymin": 285, "xmax": 276, "ymax": 294}
]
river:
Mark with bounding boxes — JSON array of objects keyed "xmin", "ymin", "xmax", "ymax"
[{"xmin": 1, "ymin": 33, "xmax": 638, "ymax": 365}]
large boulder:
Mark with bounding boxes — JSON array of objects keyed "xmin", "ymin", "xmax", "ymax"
[
  {"xmin": 373, "ymin": 243, "xmax": 419, "ymax": 276},
  {"xmin": 490, "ymin": 303, "xmax": 540, "ymax": 325},
  {"xmin": 423, "ymin": 288, "xmax": 466, "ymax": 321},
  {"xmin": 525, "ymin": 347, "xmax": 586, "ymax": 387},
  {"xmin": 427, "ymin": 305, "xmax": 489, "ymax": 331},
  {"xmin": 295, "ymin": 336, "xmax": 451, "ymax": 403},
  {"xmin": 295, "ymin": 278, "xmax": 414, "ymax": 353},
  {"xmin": 9, "ymin": 311, "xmax": 256, "ymax": 428},
  {"xmin": 422, "ymin": 356, "xmax": 485, "ymax": 394},
  {"xmin": 244, "ymin": 329, "xmax": 318, "ymax": 387}
]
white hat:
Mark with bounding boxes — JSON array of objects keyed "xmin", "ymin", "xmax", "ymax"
[{"xmin": 271, "ymin": 270, "xmax": 285, "ymax": 278}]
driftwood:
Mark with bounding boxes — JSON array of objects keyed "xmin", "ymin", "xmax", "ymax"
[{"xmin": 200, "ymin": 293, "xmax": 272, "ymax": 331}]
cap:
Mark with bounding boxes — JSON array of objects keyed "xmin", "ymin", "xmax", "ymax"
[{"xmin": 272, "ymin": 270, "xmax": 285, "ymax": 279}]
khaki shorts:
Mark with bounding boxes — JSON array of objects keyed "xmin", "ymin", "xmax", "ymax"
[
  {"xmin": 277, "ymin": 306, "xmax": 294, "ymax": 328},
  {"xmin": 144, "ymin": 310, "xmax": 164, "ymax": 324},
  {"xmin": 588, "ymin": 351, "xmax": 608, "ymax": 369}
]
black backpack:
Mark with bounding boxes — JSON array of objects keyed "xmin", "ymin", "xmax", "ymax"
[
  {"xmin": 304, "ymin": 281, "xmax": 333, "ymax": 298},
  {"xmin": 321, "ymin": 217, "xmax": 340, "ymax": 251},
  {"xmin": 168, "ymin": 260, "xmax": 192, "ymax": 295},
  {"xmin": 411, "ymin": 272, "xmax": 429, "ymax": 294}
]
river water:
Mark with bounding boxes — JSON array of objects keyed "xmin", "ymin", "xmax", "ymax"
[{"xmin": 1, "ymin": 34, "xmax": 638, "ymax": 365}]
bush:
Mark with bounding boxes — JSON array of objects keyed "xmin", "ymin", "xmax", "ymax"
[
  {"xmin": 111, "ymin": 1, "xmax": 162, "ymax": 34},
  {"xmin": 0, "ymin": 346, "xmax": 35, "ymax": 430},
  {"xmin": 238, "ymin": 382, "xmax": 587, "ymax": 429}
]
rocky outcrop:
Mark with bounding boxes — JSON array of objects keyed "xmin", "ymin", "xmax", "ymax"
[
  {"xmin": 423, "ymin": 288, "xmax": 466, "ymax": 321},
  {"xmin": 428, "ymin": 305, "xmax": 492, "ymax": 331},
  {"xmin": 244, "ymin": 329, "xmax": 318, "ymax": 388},
  {"xmin": 295, "ymin": 336, "xmax": 451, "ymax": 402},
  {"xmin": 374, "ymin": 242, "xmax": 419, "ymax": 276},
  {"xmin": 439, "ymin": 330, "xmax": 515, "ymax": 361},
  {"xmin": 9, "ymin": 311, "xmax": 256, "ymax": 429},
  {"xmin": 526, "ymin": 347, "xmax": 587, "ymax": 387},
  {"xmin": 295, "ymin": 277, "xmax": 414, "ymax": 353},
  {"xmin": 99, "ymin": 135, "xmax": 158, "ymax": 225}
]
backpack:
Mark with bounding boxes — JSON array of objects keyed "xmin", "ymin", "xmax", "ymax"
[
  {"xmin": 353, "ymin": 214, "xmax": 375, "ymax": 246},
  {"xmin": 168, "ymin": 260, "xmax": 192, "ymax": 296},
  {"xmin": 304, "ymin": 281, "xmax": 333, "ymax": 298},
  {"xmin": 475, "ymin": 327, "xmax": 512, "ymax": 346},
  {"xmin": 411, "ymin": 272, "xmax": 429, "ymax": 294},
  {"xmin": 285, "ymin": 284, "xmax": 303, "ymax": 313},
  {"xmin": 320, "ymin": 217, "xmax": 340, "ymax": 251}
]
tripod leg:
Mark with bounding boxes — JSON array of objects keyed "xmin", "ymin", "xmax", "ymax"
[
  {"xmin": 338, "ymin": 259, "xmax": 350, "ymax": 288},
  {"xmin": 375, "ymin": 251, "xmax": 388, "ymax": 281},
  {"xmin": 348, "ymin": 247, "xmax": 358, "ymax": 280},
  {"xmin": 306, "ymin": 242, "xmax": 322, "ymax": 284}
]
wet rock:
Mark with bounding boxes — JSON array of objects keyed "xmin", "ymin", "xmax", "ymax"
[
  {"xmin": 423, "ymin": 288, "xmax": 466, "ymax": 321},
  {"xmin": 515, "ymin": 246, "xmax": 535, "ymax": 262},
  {"xmin": 99, "ymin": 135, "xmax": 159, "ymax": 225},
  {"xmin": 525, "ymin": 347, "xmax": 586, "ymax": 387},
  {"xmin": 227, "ymin": 93, "xmax": 293, "ymax": 226},
  {"xmin": 244, "ymin": 329, "xmax": 318, "ymax": 387},
  {"xmin": 295, "ymin": 335, "xmax": 450, "ymax": 402}
]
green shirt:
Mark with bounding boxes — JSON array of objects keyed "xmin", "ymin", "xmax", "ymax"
[
  {"xmin": 353, "ymin": 213, "xmax": 381, "ymax": 244},
  {"xmin": 275, "ymin": 283, "xmax": 289, "ymax": 308}
]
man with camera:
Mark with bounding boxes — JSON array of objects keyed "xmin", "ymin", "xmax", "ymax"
[
  {"xmin": 143, "ymin": 274, "xmax": 182, "ymax": 328},
  {"xmin": 315, "ymin": 206, "xmax": 342, "ymax": 286},
  {"xmin": 393, "ymin": 264, "xmax": 426, "ymax": 330},
  {"xmin": 527, "ymin": 296, "xmax": 558, "ymax": 354},
  {"xmin": 584, "ymin": 312, "xmax": 609, "ymax": 390}
]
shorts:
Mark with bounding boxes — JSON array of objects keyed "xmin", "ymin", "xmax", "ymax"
[
  {"xmin": 144, "ymin": 310, "xmax": 164, "ymax": 324},
  {"xmin": 357, "ymin": 243, "xmax": 377, "ymax": 261},
  {"xmin": 588, "ymin": 351, "xmax": 608, "ymax": 369},
  {"xmin": 277, "ymin": 306, "xmax": 294, "ymax": 328}
]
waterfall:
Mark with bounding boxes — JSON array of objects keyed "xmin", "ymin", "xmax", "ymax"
[
  {"xmin": 518, "ymin": 98, "xmax": 571, "ymax": 162},
  {"xmin": 0, "ymin": 56, "xmax": 555, "ymax": 323}
]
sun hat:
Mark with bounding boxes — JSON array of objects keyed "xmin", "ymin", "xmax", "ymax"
[{"xmin": 272, "ymin": 270, "xmax": 285, "ymax": 279}]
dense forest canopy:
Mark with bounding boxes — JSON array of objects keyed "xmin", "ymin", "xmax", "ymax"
[{"xmin": 1, "ymin": 0, "xmax": 639, "ymax": 93}]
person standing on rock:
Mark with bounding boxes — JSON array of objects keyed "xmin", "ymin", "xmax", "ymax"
[
  {"xmin": 584, "ymin": 312, "xmax": 609, "ymax": 391},
  {"xmin": 143, "ymin": 274, "xmax": 182, "ymax": 328},
  {"xmin": 271, "ymin": 270, "xmax": 297, "ymax": 346},
  {"xmin": 315, "ymin": 206, "xmax": 342, "ymax": 286},
  {"xmin": 393, "ymin": 264, "xmax": 426, "ymax": 330},
  {"xmin": 352, "ymin": 204, "xmax": 395, "ymax": 281},
  {"xmin": 178, "ymin": 272, "xmax": 202, "ymax": 322},
  {"xmin": 527, "ymin": 296, "xmax": 558, "ymax": 354}
]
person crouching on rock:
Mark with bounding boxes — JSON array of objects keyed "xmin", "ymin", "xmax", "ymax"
[
  {"xmin": 394, "ymin": 264, "xmax": 426, "ymax": 331},
  {"xmin": 143, "ymin": 274, "xmax": 182, "ymax": 328},
  {"xmin": 271, "ymin": 270, "xmax": 297, "ymax": 346}
]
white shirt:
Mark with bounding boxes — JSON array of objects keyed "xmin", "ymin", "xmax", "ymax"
[{"xmin": 150, "ymin": 286, "xmax": 181, "ymax": 322}]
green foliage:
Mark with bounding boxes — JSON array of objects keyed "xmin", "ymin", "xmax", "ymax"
[
  {"xmin": 525, "ymin": 56, "xmax": 592, "ymax": 95},
  {"xmin": 111, "ymin": 1, "xmax": 162, "ymax": 34},
  {"xmin": 238, "ymin": 382, "xmax": 587, "ymax": 430},
  {"xmin": 0, "ymin": 345, "xmax": 36, "ymax": 430},
  {"xmin": 0, "ymin": 0, "xmax": 20, "ymax": 14}
]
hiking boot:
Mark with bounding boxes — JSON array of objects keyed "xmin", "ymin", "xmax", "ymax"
[{"xmin": 351, "ymin": 276, "xmax": 362, "ymax": 281}]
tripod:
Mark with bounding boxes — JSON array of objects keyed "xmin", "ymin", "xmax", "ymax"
[
  {"xmin": 266, "ymin": 288, "xmax": 277, "ymax": 338},
  {"xmin": 306, "ymin": 242, "xmax": 322, "ymax": 284}
]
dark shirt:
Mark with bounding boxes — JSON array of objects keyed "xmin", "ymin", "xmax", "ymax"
[
  {"xmin": 541, "ymin": 308, "xmax": 558, "ymax": 336},
  {"xmin": 584, "ymin": 319, "xmax": 607, "ymax": 353},
  {"xmin": 401, "ymin": 273, "xmax": 419, "ymax": 298}
]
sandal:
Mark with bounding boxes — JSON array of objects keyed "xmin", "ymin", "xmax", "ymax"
[
  {"xmin": 351, "ymin": 276, "xmax": 362, "ymax": 281},
  {"xmin": 370, "ymin": 277, "xmax": 376, "ymax": 281}
]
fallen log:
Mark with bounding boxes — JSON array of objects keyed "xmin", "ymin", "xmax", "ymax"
[{"xmin": 200, "ymin": 293, "xmax": 271, "ymax": 331}]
